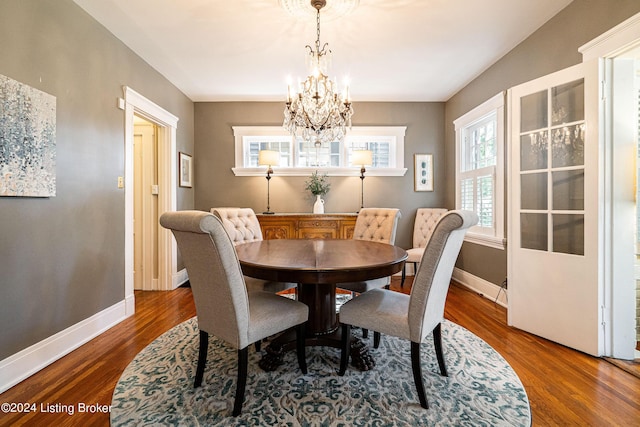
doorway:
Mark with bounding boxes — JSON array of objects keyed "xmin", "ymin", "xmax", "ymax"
[
  {"xmin": 133, "ymin": 115, "xmax": 159, "ymax": 291},
  {"xmin": 123, "ymin": 86, "xmax": 179, "ymax": 316},
  {"xmin": 606, "ymin": 51, "xmax": 640, "ymax": 359}
]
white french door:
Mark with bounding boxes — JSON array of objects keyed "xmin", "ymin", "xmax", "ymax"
[{"xmin": 507, "ymin": 59, "xmax": 603, "ymax": 356}]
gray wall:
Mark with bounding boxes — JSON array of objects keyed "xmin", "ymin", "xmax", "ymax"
[
  {"xmin": 0, "ymin": 0, "xmax": 194, "ymax": 359},
  {"xmin": 445, "ymin": 0, "xmax": 640, "ymax": 286},
  {"xmin": 4, "ymin": 0, "xmax": 640, "ymax": 365},
  {"xmin": 194, "ymin": 102, "xmax": 445, "ymax": 249}
]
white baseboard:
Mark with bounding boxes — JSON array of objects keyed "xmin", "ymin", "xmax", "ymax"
[
  {"xmin": 173, "ymin": 268, "xmax": 189, "ymax": 289},
  {"xmin": 125, "ymin": 293, "xmax": 136, "ymax": 317},
  {"xmin": 0, "ymin": 299, "xmax": 131, "ymax": 394},
  {"xmin": 452, "ymin": 267, "xmax": 508, "ymax": 308}
]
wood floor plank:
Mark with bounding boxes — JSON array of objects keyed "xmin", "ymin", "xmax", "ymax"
[{"xmin": 1, "ymin": 281, "xmax": 639, "ymax": 426}]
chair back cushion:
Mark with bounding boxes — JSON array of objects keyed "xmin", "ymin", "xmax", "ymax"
[
  {"xmin": 408, "ymin": 210, "xmax": 478, "ymax": 342},
  {"xmin": 160, "ymin": 210, "xmax": 250, "ymax": 348},
  {"xmin": 211, "ymin": 207, "xmax": 263, "ymax": 245},
  {"xmin": 352, "ymin": 208, "xmax": 401, "ymax": 244},
  {"xmin": 412, "ymin": 208, "xmax": 448, "ymax": 248}
]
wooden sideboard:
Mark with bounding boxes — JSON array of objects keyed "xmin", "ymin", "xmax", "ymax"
[{"xmin": 257, "ymin": 213, "xmax": 358, "ymax": 240}]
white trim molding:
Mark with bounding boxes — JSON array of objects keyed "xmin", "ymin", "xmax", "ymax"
[
  {"xmin": 174, "ymin": 268, "xmax": 189, "ymax": 288},
  {"xmin": 579, "ymin": 11, "xmax": 640, "ymax": 60},
  {"xmin": 124, "ymin": 86, "xmax": 179, "ymax": 296},
  {"xmin": 232, "ymin": 126, "xmax": 407, "ymax": 177},
  {"xmin": 0, "ymin": 300, "xmax": 128, "ymax": 393},
  {"xmin": 452, "ymin": 267, "xmax": 507, "ymax": 308},
  {"xmin": 454, "ymin": 92, "xmax": 506, "ymax": 250}
]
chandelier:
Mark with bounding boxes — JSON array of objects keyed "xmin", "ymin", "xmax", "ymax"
[{"xmin": 283, "ymin": 0, "xmax": 354, "ymax": 147}]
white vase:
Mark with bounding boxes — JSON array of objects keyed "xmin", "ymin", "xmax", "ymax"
[{"xmin": 313, "ymin": 194, "xmax": 325, "ymax": 214}]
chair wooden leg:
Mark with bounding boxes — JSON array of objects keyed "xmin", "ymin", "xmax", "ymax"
[
  {"xmin": 232, "ymin": 347, "xmax": 248, "ymax": 417},
  {"xmin": 410, "ymin": 341, "xmax": 429, "ymax": 409},
  {"xmin": 255, "ymin": 340, "xmax": 261, "ymax": 352},
  {"xmin": 339, "ymin": 324, "xmax": 351, "ymax": 376},
  {"xmin": 296, "ymin": 323, "xmax": 307, "ymax": 374},
  {"xmin": 194, "ymin": 330, "xmax": 208, "ymax": 388},
  {"xmin": 401, "ymin": 264, "xmax": 406, "ymax": 288},
  {"xmin": 362, "ymin": 328, "xmax": 369, "ymax": 339},
  {"xmin": 433, "ymin": 322, "xmax": 447, "ymax": 377},
  {"xmin": 373, "ymin": 331, "xmax": 381, "ymax": 349}
]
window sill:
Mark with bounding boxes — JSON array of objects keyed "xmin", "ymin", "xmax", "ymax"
[
  {"xmin": 232, "ymin": 167, "xmax": 408, "ymax": 177},
  {"xmin": 464, "ymin": 233, "xmax": 506, "ymax": 250}
]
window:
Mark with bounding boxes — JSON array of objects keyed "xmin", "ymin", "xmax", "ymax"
[
  {"xmin": 232, "ymin": 126, "xmax": 407, "ymax": 176},
  {"xmin": 454, "ymin": 93, "xmax": 505, "ymax": 249}
]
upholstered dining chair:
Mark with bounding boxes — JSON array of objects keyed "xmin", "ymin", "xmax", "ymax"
[
  {"xmin": 401, "ymin": 208, "xmax": 448, "ymax": 288},
  {"xmin": 160, "ymin": 210, "xmax": 309, "ymax": 417},
  {"xmin": 337, "ymin": 208, "xmax": 401, "ymax": 294},
  {"xmin": 212, "ymin": 207, "xmax": 296, "ymax": 294},
  {"xmin": 336, "ymin": 207, "xmax": 401, "ymax": 346},
  {"xmin": 338, "ymin": 210, "xmax": 478, "ymax": 409}
]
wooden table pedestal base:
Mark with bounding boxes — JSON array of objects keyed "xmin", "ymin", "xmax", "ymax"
[{"xmin": 257, "ymin": 283, "xmax": 375, "ymax": 372}]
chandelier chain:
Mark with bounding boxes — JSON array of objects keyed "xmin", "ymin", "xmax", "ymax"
[{"xmin": 316, "ymin": 8, "xmax": 321, "ymax": 53}]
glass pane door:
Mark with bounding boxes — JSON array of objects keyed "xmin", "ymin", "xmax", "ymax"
[
  {"xmin": 507, "ymin": 60, "xmax": 601, "ymax": 357},
  {"xmin": 519, "ymin": 79, "xmax": 585, "ymax": 255}
]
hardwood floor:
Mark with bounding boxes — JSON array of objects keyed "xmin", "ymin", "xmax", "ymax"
[{"xmin": 2, "ymin": 280, "xmax": 639, "ymax": 426}]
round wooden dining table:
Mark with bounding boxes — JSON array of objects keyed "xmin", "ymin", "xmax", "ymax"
[{"xmin": 235, "ymin": 238, "xmax": 407, "ymax": 370}]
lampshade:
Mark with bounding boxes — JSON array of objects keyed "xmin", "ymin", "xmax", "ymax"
[
  {"xmin": 351, "ymin": 150, "xmax": 372, "ymax": 167},
  {"xmin": 258, "ymin": 150, "xmax": 279, "ymax": 167}
]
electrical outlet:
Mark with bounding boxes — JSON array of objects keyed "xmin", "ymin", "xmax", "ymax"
[{"xmin": 117, "ymin": 176, "xmax": 124, "ymax": 189}]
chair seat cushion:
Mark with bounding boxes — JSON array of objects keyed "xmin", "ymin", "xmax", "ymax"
[
  {"xmin": 406, "ymin": 247, "xmax": 424, "ymax": 263},
  {"xmin": 337, "ymin": 277, "xmax": 389, "ymax": 293},
  {"xmin": 247, "ymin": 291, "xmax": 308, "ymax": 344},
  {"xmin": 339, "ymin": 288, "xmax": 411, "ymax": 341}
]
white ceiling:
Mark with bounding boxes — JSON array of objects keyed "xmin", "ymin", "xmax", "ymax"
[{"xmin": 72, "ymin": 0, "xmax": 572, "ymax": 102}]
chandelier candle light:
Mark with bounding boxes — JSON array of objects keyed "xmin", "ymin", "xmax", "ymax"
[
  {"xmin": 283, "ymin": 0, "xmax": 354, "ymax": 147},
  {"xmin": 258, "ymin": 150, "xmax": 279, "ymax": 214}
]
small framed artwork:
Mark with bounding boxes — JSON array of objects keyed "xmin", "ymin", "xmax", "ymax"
[
  {"xmin": 179, "ymin": 152, "xmax": 193, "ymax": 188},
  {"xmin": 414, "ymin": 154, "xmax": 433, "ymax": 191}
]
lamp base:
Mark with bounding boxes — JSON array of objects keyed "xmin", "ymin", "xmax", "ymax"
[{"xmin": 263, "ymin": 211, "xmax": 275, "ymax": 215}]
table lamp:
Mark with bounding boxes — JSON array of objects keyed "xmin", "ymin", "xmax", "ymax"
[
  {"xmin": 258, "ymin": 150, "xmax": 279, "ymax": 214},
  {"xmin": 351, "ymin": 150, "xmax": 373, "ymax": 211}
]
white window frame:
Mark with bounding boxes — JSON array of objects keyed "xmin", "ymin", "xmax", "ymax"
[
  {"xmin": 232, "ymin": 126, "xmax": 407, "ymax": 177},
  {"xmin": 454, "ymin": 92, "xmax": 505, "ymax": 250}
]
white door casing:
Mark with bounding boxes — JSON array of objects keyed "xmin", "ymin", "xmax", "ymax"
[
  {"xmin": 507, "ymin": 60, "xmax": 603, "ymax": 356},
  {"xmin": 580, "ymin": 12, "xmax": 640, "ymax": 359},
  {"xmin": 123, "ymin": 87, "xmax": 178, "ymax": 315}
]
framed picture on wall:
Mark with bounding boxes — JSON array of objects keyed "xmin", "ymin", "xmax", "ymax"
[
  {"xmin": 179, "ymin": 152, "xmax": 193, "ymax": 188},
  {"xmin": 414, "ymin": 154, "xmax": 433, "ymax": 191}
]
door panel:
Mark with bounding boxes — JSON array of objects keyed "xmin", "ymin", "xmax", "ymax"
[
  {"xmin": 507, "ymin": 60, "xmax": 602, "ymax": 356},
  {"xmin": 133, "ymin": 121, "xmax": 159, "ymax": 291}
]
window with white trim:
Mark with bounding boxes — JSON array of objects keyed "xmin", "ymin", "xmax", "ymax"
[
  {"xmin": 454, "ymin": 93, "xmax": 505, "ymax": 249},
  {"xmin": 232, "ymin": 126, "xmax": 407, "ymax": 177}
]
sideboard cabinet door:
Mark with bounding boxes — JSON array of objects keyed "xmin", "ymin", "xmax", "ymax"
[{"xmin": 257, "ymin": 214, "xmax": 357, "ymax": 240}]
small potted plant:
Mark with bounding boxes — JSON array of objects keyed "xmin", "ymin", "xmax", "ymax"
[{"xmin": 304, "ymin": 171, "xmax": 330, "ymax": 213}]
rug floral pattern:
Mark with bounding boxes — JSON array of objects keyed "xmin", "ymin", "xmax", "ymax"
[{"xmin": 111, "ymin": 318, "xmax": 530, "ymax": 426}]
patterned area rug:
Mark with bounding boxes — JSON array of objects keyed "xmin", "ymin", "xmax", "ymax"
[{"xmin": 111, "ymin": 318, "xmax": 530, "ymax": 426}]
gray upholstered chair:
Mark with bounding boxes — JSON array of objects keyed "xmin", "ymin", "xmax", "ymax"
[
  {"xmin": 401, "ymin": 208, "xmax": 448, "ymax": 287},
  {"xmin": 337, "ymin": 208, "xmax": 401, "ymax": 294},
  {"xmin": 336, "ymin": 207, "xmax": 401, "ymax": 346},
  {"xmin": 338, "ymin": 210, "xmax": 478, "ymax": 409},
  {"xmin": 160, "ymin": 210, "xmax": 309, "ymax": 417},
  {"xmin": 212, "ymin": 207, "xmax": 296, "ymax": 294}
]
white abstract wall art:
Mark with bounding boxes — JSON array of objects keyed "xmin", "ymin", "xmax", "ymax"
[{"xmin": 0, "ymin": 74, "xmax": 56, "ymax": 197}]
